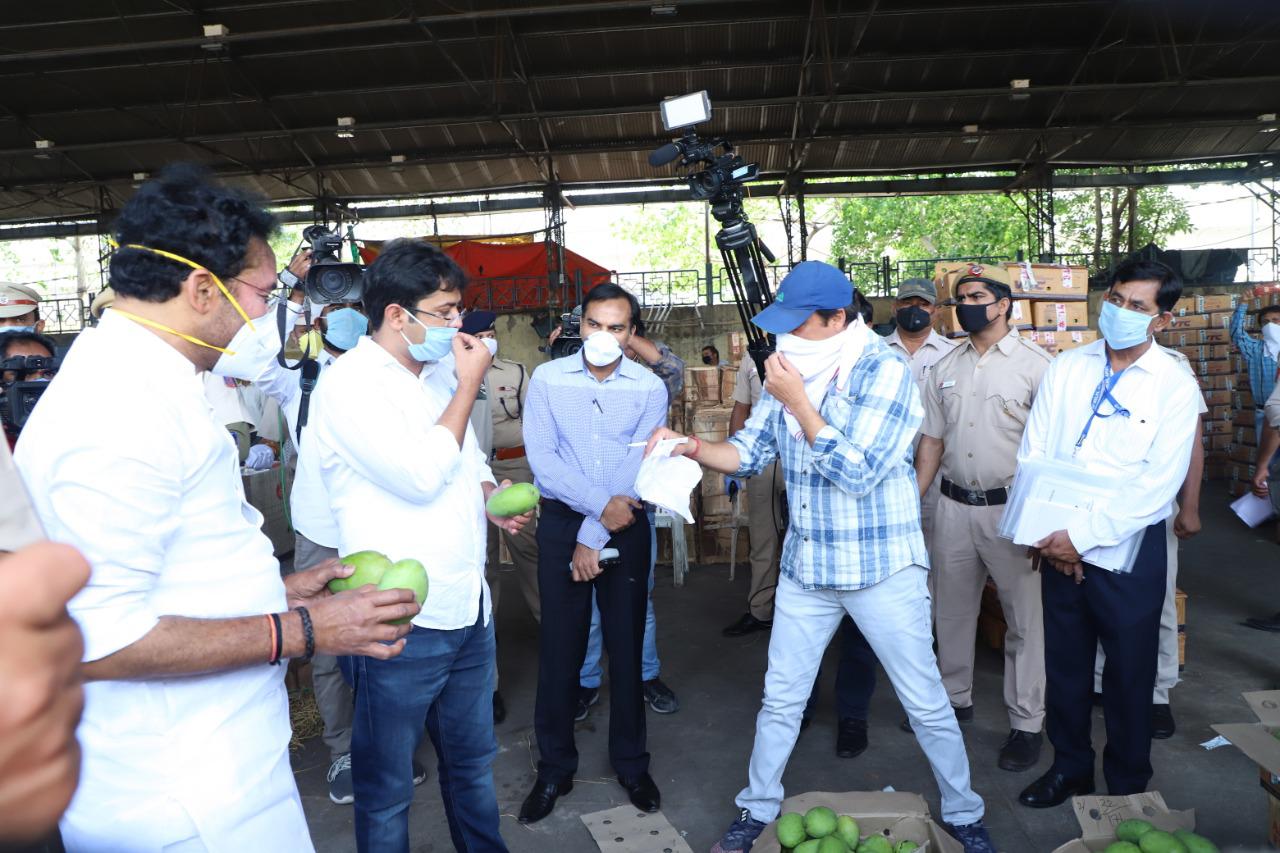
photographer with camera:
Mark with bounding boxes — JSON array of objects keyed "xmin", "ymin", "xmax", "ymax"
[
  {"xmin": 519, "ymin": 283, "xmax": 670, "ymax": 823},
  {"xmin": 1, "ymin": 331, "xmax": 57, "ymax": 451},
  {"xmin": 14, "ymin": 166, "xmax": 421, "ymax": 852},
  {"xmin": 304, "ymin": 239, "xmax": 530, "ymax": 852}
]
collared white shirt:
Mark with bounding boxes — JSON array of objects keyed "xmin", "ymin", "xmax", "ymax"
[
  {"xmin": 305, "ymin": 337, "xmax": 496, "ymax": 630},
  {"xmin": 884, "ymin": 327, "xmax": 957, "ymax": 388},
  {"xmin": 1017, "ymin": 338, "xmax": 1200, "ymax": 558},
  {"xmin": 15, "ymin": 310, "xmax": 310, "ymax": 851}
]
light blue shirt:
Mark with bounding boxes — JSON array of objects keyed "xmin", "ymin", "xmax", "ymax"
[
  {"xmin": 728, "ymin": 333, "xmax": 929, "ymax": 590},
  {"xmin": 523, "ymin": 352, "xmax": 669, "ymax": 549},
  {"xmin": 1231, "ymin": 303, "xmax": 1276, "ymax": 403}
]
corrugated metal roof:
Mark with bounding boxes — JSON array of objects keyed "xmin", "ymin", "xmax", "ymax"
[{"xmin": 0, "ymin": 0, "xmax": 1277, "ymax": 224}]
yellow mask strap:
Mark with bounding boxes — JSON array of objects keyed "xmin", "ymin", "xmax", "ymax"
[
  {"xmin": 110, "ymin": 308, "xmax": 234, "ymax": 355},
  {"xmin": 106, "ymin": 238, "xmax": 255, "ymax": 331}
]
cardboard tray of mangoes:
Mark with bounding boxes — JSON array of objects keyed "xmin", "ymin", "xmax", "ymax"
[{"xmin": 750, "ymin": 791, "xmax": 962, "ymax": 853}]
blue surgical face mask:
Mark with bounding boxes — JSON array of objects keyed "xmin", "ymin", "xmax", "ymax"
[
  {"xmin": 400, "ymin": 310, "xmax": 457, "ymax": 362},
  {"xmin": 322, "ymin": 307, "xmax": 368, "ymax": 352},
  {"xmin": 0, "ymin": 325, "xmax": 34, "ymax": 335},
  {"xmin": 1098, "ymin": 300, "xmax": 1155, "ymax": 350}
]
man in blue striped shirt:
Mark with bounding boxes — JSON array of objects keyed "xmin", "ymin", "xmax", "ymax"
[
  {"xmin": 1229, "ymin": 299, "xmax": 1280, "ymax": 443},
  {"xmin": 647, "ymin": 262, "xmax": 993, "ymax": 853},
  {"xmin": 518, "ymin": 283, "xmax": 669, "ymax": 824}
]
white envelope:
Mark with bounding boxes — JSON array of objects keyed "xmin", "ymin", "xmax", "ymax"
[{"xmin": 634, "ymin": 438, "xmax": 701, "ymax": 524}]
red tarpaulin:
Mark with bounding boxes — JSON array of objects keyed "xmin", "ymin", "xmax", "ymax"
[{"xmin": 357, "ymin": 239, "xmax": 612, "ymax": 311}]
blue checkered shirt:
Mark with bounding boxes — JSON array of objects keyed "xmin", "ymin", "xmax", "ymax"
[
  {"xmin": 1231, "ymin": 304, "xmax": 1276, "ymax": 403},
  {"xmin": 523, "ymin": 352, "xmax": 669, "ymax": 549},
  {"xmin": 728, "ymin": 333, "xmax": 929, "ymax": 590}
]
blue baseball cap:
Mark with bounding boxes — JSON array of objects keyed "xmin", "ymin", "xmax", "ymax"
[{"xmin": 751, "ymin": 261, "xmax": 853, "ymax": 335}]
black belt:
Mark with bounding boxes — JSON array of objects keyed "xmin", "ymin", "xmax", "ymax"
[{"xmin": 940, "ymin": 478, "xmax": 1008, "ymax": 507}]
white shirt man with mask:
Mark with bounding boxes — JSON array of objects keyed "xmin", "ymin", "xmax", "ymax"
[
  {"xmin": 303, "ymin": 238, "xmax": 531, "ymax": 852},
  {"xmin": 14, "ymin": 166, "xmax": 418, "ymax": 852},
  {"xmin": 1015, "ymin": 259, "xmax": 1200, "ymax": 810}
]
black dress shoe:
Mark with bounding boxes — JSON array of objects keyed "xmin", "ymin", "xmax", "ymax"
[
  {"xmin": 997, "ymin": 729, "xmax": 1043, "ymax": 772},
  {"xmin": 1018, "ymin": 770, "xmax": 1094, "ymax": 808},
  {"xmin": 1245, "ymin": 611, "xmax": 1280, "ymax": 632},
  {"xmin": 1152, "ymin": 703, "xmax": 1175, "ymax": 739},
  {"xmin": 618, "ymin": 772, "xmax": 660, "ymax": 813},
  {"xmin": 518, "ymin": 778, "xmax": 572, "ymax": 823},
  {"xmin": 836, "ymin": 718, "xmax": 868, "ymax": 759},
  {"xmin": 722, "ymin": 612, "xmax": 772, "ymax": 637},
  {"xmin": 493, "ymin": 691, "xmax": 507, "ymax": 724}
]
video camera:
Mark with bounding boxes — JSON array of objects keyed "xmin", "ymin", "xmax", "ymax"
[
  {"xmin": 302, "ymin": 224, "xmax": 364, "ymax": 305},
  {"xmin": 545, "ymin": 307, "xmax": 583, "ymax": 359},
  {"xmin": 0, "ymin": 354, "xmax": 58, "ymax": 434},
  {"xmin": 649, "ymin": 91, "xmax": 776, "ymax": 378}
]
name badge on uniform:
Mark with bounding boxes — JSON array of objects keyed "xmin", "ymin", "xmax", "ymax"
[{"xmin": 939, "ymin": 380, "xmax": 956, "ymax": 389}]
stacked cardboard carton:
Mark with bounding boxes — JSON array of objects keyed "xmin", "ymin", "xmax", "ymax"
[
  {"xmin": 683, "ymin": 357, "xmax": 749, "ymax": 563},
  {"xmin": 1158, "ymin": 292, "xmax": 1242, "ymax": 487},
  {"xmin": 932, "ymin": 261, "xmax": 1098, "ymax": 356}
]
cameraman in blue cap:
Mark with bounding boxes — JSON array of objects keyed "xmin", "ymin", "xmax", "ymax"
[{"xmin": 646, "ymin": 261, "xmax": 993, "ymax": 853}]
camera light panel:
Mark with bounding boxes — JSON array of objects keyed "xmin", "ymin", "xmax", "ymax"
[{"xmin": 660, "ymin": 91, "xmax": 711, "ymax": 131}]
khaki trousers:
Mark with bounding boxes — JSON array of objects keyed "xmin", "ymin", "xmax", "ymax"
[
  {"xmin": 485, "ymin": 454, "xmax": 542, "ymax": 625},
  {"xmin": 931, "ymin": 496, "xmax": 1045, "ymax": 732},
  {"xmin": 1094, "ymin": 516, "xmax": 1180, "ymax": 703},
  {"xmin": 745, "ymin": 460, "xmax": 786, "ymax": 621}
]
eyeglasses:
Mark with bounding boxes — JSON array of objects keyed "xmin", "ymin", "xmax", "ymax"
[{"xmin": 407, "ymin": 307, "xmax": 468, "ymax": 323}]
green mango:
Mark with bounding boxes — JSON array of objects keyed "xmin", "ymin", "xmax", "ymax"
[
  {"xmin": 486, "ymin": 482, "xmax": 540, "ymax": 517},
  {"xmin": 776, "ymin": 813, "xmax": 807, "ymax": 849},
  {"xmin": 1116, "ymin": 820, "xmax": 1155, "ymax": 843},
  {"xmin": 804, "ymin": 807, "xmax": 838, "ymax": 839},
  {"xmin": 376, "ymin": 559, "xmax": 428, "ymax": 624},
  {"xmin": 834, "ymin": 815, "xmax": 860, "ymax": 849},
  {"xmin": 817, "ymin": 838, "xmax": 848, "ymax": 853},
  {"xmin": 327, "ymin": 550, "xmax": 392, "ymax": 592},
  {"xmin": 857, "ymin": 837, "xmax": 893, "ymax": 853},
  {"xmin": 894, "ymin": 842, "xmax": 920, "ymax": 853},
  {"xmin": 1172, "ymin": 831, "xmax": 1219, "ymax": 853},
  {"xmin": 794, "ymin": 840, "xmax": 821, "ymax": 853},
  {"xmin": 1138, "ymin": 830, "xmax": 1188, "ymax": 853},
  {"xmin": 1104, "ymin": 844, "xmax": 1142, "ymax": 853}
]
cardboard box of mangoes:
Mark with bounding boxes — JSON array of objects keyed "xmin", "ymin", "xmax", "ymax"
[
  {"xmin": 751, "ymin": 791, "xmax": 962, "ymax": 853},
  {"xmin": 1048, "ymin": 791, "xmax": 1202, "ymax": 852},
  {"xmin": 1212, "ymin": 689, "xmax": 1280, "ymax": 846}
]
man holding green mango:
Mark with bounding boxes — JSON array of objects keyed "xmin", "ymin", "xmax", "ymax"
[{"xmin": 305, "ymin": 240, "xmax": 532, "ymax": 852}]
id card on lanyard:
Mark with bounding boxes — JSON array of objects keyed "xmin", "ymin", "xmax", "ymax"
[{"xmin": 1073, "ymin": 361, "xmax": 1130, "ymax": 457}]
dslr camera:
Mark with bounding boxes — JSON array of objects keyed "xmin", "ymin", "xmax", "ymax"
[
  {"xmin": 302, "ymin": 224, "xmax": 364, "ymax": 305},
  {"xmin": 0, "ymin": 354, "xmax": 58, "ymax": 435}
]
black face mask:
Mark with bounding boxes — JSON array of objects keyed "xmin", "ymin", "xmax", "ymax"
[
  {"xmin": 702, "ymin": 355, "xmax": 714, "ymax": 365},
  {"xmin": 956, "ymin": 302, "xmax": 996, "ymax": 334},
  {"xmin": 895, "ymin": 305, "xmax": 931, "ymax": 333}
]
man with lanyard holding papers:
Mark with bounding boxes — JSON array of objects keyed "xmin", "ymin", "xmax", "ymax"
[
  {"xmin": 1015, "ymin": 259, "xmax": 1200, "ymax": 809},
  {"xmin": 645, "ymin": 262, "xmax": 995, "ymax": 853}
]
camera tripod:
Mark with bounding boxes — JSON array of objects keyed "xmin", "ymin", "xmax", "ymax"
[{"xmin": 712, "ymin": 200, "xmax": 777, "ymax": 380}]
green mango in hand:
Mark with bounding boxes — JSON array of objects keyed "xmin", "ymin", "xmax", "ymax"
[
  {"xmin": 327, "ymin": 550, "xmax": 392, "ymax": 593},
  {"xmin": 486, "ymin": 482, "xmax": 540, "ymax": 517},
  {"xmin": 377, "ymin": 559, "xmax": 428, "ymax": 625}
]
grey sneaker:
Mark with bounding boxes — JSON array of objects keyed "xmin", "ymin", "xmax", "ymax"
[
  {"xmin": 643, "ymin": 678, "xmax": 679, "ymax": 714},
  {"xmin": 412, "ymin": 759, "xmax": 428, "ymax": 786},
  {"xmin": 710, "ymin": 808, "xmax": 766, "ymax": 853},
  {"xmin": 575, "ymin": 686, "xmax": 600, "ymax": 722},
  {"xmin": 327, "ymin": 753, "xmax": 353, "ymax": 805}
]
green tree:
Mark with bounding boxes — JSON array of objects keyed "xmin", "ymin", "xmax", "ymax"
[
  {"xmin": 1053, "ymin": 187, "xmax": 1193, "ymax": 258},
  {"xmin": 828, "ymin": 194, "xmax": 1026, "ymax": 264},
  {"xmin": 611, "ymin": 203, "xmax": 712, "ymax": 271}
]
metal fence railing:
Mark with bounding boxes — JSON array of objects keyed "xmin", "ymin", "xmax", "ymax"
[{"xmin": 42, "ymin": 296, "xmax": 86, "ymax": 334}]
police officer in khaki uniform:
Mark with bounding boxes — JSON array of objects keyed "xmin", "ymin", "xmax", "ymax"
[
  {"xmin": 915, "ymin": 264, "xmax": 1052, "ymax": 772},
  {"xmin": 0, "ymin": 283, "xmax": 45, "ymax": 333},
  {"xmin": 462, "ymin": 312, "xmax": 542, "ymax": 724}
]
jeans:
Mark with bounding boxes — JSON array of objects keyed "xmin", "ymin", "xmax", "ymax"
[
  {"xmin": 736, "ymin": 569, "xmax": 984, "ymax": 827},
  {"xmin": 580, "ymin": 510, "xmax": 660, "ymax": 686},
  {"xmin": 803, "ymin": 616, "xmax": 879, "ymax": 722},
  {"xmin": 349, "ymin": 608, "xmax": 506, "ymax": 853}
]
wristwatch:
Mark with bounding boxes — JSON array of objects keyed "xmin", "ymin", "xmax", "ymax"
[{"xmin": 278, "ymin": 268, "xmax": 300, "ymax": 288}]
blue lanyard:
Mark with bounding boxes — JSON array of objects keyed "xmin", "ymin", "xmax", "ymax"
[{"xmin": 1074, "ymin": 361, "xmax": 1130, "ymax": 455}]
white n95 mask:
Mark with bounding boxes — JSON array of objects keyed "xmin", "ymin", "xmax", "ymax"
[
  {"xmin": 481, "ymin": 337, "xmax": 499, "ymax": 358},
  {"xmin": 582, "ymin": 331, "xmax": 623, "ymax": 367},
  {"xmin": 212, "ymin": 313, "xmax": 281, "ymax": 381}
]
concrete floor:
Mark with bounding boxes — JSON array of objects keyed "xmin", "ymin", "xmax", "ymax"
[{"xmin": 294, "ymin": 483, "xmax": 1280, "ymax": 852}]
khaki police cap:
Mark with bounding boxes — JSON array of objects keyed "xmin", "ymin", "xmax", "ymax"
[
  {"xmin": 954, "ymin": 263, "xmax": 1013, "ymax": 292},
  {"xmin": 90, "ymin": 287, "xmax": 115, "ymax": 319},
  {"xmin": 0, "ymin": 282, "xmax": 41, "ymax": 319}
]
